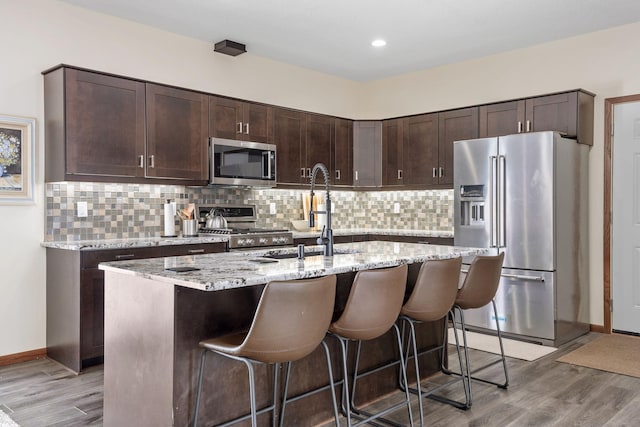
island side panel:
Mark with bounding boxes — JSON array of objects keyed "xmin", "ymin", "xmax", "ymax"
[{"xmin": 103, "ymin": 271, "xmax": 175, "ymax": 427}]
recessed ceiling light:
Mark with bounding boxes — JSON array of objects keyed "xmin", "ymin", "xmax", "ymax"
[{"xmin": 371, "ymin": 39, "xmax": 387, "ymax": 47}]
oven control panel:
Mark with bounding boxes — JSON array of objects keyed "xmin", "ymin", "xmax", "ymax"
[{"xmin": 228, "ymin": 232, "xmax": 293, "ymax": 249}]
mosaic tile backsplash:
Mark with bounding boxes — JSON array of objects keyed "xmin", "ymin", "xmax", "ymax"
[{"xmin": 45, "ymin": 183, "xmax": 453, "ymax": 241}]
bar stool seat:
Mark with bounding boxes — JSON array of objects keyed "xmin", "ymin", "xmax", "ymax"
[
  {"xmin": 192, "ymin": 275, "xmax": 339, "ymax": 427},
  {"xmin": 328, "ymin": 263, "xmax": 414, "ymax": 427}
]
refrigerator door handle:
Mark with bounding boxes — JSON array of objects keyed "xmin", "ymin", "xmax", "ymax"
[
  {"xmin": 490, "ymin": 156, "xmax": 498, "ymax": 247},
  {"xmin": 460, "ymin": 269, "xmax": 544, "ymax": 282},
  {"xmin": 501, "ymin": 273, "xmax": 546, "ymax": 282},
  {"xmin": 498, "ymin": 155, "xmax": 507, "ymax": 248}
]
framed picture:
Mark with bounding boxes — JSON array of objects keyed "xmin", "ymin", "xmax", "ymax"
[{"xmin": 0, "ymin": 114, "xmax": 35, "ymax": 203}]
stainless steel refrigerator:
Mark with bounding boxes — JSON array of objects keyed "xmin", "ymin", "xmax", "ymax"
[{"xmin": 453, "ymin": 131, "xmax": 589, "ymax": 346}]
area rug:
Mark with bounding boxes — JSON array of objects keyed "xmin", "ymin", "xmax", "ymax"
[
  {"xmin": 447, "ymin": 328, "xmax": 558, "ymax": 361},
  {"xmin": 0, "ymin": 409, "xmax": 19, "ymax": 427},
  {"xmin": 556, "ymin": 334, "xmax": 640, "ymax": 378}
]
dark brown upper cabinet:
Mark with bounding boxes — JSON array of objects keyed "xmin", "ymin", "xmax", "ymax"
[
  {"xmin": 478, "ymin": 100, "xmax": 525, "ymax": 138},
  {"xmin": 382, "ymin": 118, "xmax": 404, "ymax": 187},
  {"xmin": 403, "ymin": 113, "xmax": 439, "ymax": 186},
  {"xmin": 209, "ymin": 96, "xmax": 272, "ymax": 143},
  {"xmin": 272, "ymin": 109, "xmax": 338, "ymax": 186},
  {"xmin": 332, "ymin": 118, "xmax": 353, "ymax": 186},
  {"xmin": 145, "ymin": 84, "xmax": 209, "ymax": 182},
  {"xmin": 305, "ymin": 113, "xmax": 333, "ymax": 182},
  {"xmin": 44, "ymin": 66, "xmax": 209, "ymax": 184},
  {"xmin": 438, "ymin": 107, "xmax": 479, "ymax": 186},
  {"xmin": 273, "ymin": 107, "xmax": 307, "ymax": 185},
  {"xmin": 479, "ymin": 90, "xmax": 594, "ymax": 145},
  {"xmin": 44, "ymin": 67, "xmax": 146, "ymax": 181}
]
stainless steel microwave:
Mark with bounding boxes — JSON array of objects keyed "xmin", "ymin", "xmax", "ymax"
[{"xmin": 209, "ymin": 138, "xmax": 277, "ymax": 187}]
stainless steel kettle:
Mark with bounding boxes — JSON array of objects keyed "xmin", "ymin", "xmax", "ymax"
[{"xmin": 206, "ymin": 209, "xmax": 227, "ymax": 229}]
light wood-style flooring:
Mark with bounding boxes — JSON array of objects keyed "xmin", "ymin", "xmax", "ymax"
[{"xmin": 1, "ymin": 332, "xmax": 639, "ymax": 426}]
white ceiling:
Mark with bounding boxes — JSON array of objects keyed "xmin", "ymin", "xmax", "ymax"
[{"xmin": 61, "ymin": 0, "xmax": 640, "ymax": 82}]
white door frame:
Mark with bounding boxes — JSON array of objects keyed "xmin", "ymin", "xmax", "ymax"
[{"xmin": 604, "ymin": 94, "xmax": 640, "ymax": 333}]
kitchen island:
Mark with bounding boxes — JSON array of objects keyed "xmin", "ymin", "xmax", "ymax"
[{"xmin": 99, "ymin": 241, "xmax": 487, "ymax": 427}]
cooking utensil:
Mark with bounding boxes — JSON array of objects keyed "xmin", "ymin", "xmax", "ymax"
[{"xmin": 207, "ymin": 209, "xmax": 227, "ymax": 229}]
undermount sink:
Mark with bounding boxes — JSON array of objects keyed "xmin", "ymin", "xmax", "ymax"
[{"xmin": 262, "ymin": 249, "xmax": 358, "ymax": 260}]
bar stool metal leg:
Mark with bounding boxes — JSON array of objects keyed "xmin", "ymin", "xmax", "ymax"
[{"xmin": 347, "ymin": 325, "xmax": 414, "ymax": 427}]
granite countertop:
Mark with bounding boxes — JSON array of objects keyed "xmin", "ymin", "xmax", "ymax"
[
  {"xmin": 41, "ymin": 228, "xmax": 453, "ymax": 251},
  {"xmin": 291, "ymin": 228, "xmax": 454, "ymax": 239},
  {"xmin": 40, "ymin": 235, "xmax": 228, "ymax": 251},
  {"xmin": 99, "ymin": 241, "xmax": 487, "ymax": 292}
]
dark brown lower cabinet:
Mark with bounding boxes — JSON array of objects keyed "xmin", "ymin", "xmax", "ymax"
[{"xmin": 46, "ymin": 243, "xmax": 226, "ymax": 373}]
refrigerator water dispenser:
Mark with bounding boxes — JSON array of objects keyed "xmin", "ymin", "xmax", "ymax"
[{"xmin": 459, "ymin": 184, "xmax": 485, "ymax": 226}]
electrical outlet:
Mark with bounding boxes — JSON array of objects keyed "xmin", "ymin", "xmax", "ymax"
[
  {"xmin": 77, "ymin": 201, "xmax": 88, "ymax": 218},
  {"xmin": 393, "ymin": 202, "xmax": 400, "ymax": 214},
  {"xmin": 269, "ymin": 203, "xmax": 277, "ymax": 214}
]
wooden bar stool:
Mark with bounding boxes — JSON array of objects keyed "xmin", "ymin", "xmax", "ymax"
[
  {"xmin": 444, "ymin": 252, "xmax": 508, "ymax": 407},
  {"xmin": 398, "ymin": 256, "xmax": 469, "ymax": 426},
  {"xmin": 192, "ymin": 275, "xmax": 339, "ymax": 427},
  {"xmin": 328, "ymin": 264, "xmax": 414, "ymax": 427}
]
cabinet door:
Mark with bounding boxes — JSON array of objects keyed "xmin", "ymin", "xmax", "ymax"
[
  {"xmin": 146, "ymin": 84, "xmax": 208, "ymax": 181},
  {"xmin": 65, "ymin": 69, "xmax": 146, "ymax": 178},
  {"xmin": 382, "ymin": 119, "xmax": 404, "ymax": 186},
  {"xmin": 438, "ymin": 107, "xmax": 478, "ymax": 186},
  {"xmin": 479, "ymin": 100, "xmax": 525, "ymax": 137},
  {"xmin": 333, "ymin": 118, "xmax": 353, "ymax": 186},
  {"xmin": 273, "ymin": 107, "xmax": 306, "ymax": 184},
  {"xmin": 306, "ymin": 113, "xmax": 333, "ymax": 178},
  {"xmin": 525, "ymin": 92, "xmax": 578, "ymax": 136},
  {"xmin": 209, "ymin": 96, "xmax": 243, "ymax": 140},
  {"xmin": 243, "ymin": 102, "xmax": 272, "ymax": 143},
  {"xmin": 353, "ymin": 121, "xmax": 382, "ymax": 187},
  {"xmin": 403, "ymin": 113, "xmax": 438, "ymax": 186}
]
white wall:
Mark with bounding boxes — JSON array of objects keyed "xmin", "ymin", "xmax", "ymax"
[
  {"xmin": 0, "ymin": 0, "xmax": 359, "ymax": 357},
  {"xmin": 1, "ymin": 0, "xmax": 637, "ymax": 356}
]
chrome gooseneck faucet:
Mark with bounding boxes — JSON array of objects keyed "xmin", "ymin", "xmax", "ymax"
[{"xmin": 309, "ymin": 163, "xmax": 333, "ymax": 257}]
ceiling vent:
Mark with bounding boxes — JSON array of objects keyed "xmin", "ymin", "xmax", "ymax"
[{"xmin": 214, "ymin": 40, "xmax": 246, "ymax": 56}]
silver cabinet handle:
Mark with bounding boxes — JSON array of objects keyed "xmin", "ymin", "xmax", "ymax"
[
  {"xmin": 307, "ymin": 168, "xmax": 311, "ymax": 177},
  {"xmin": 397, "ymin": 169, "xmax": 403, "ymax": 179},
  {"xmin": 355, "ymin": 170, "xmax": 359, "ymax": 181},
  {"xmin": 335, "ymin": 169, "xmax": 341, "ymax": 180},
  {"xmin": 526, "ymin": 120, "xmax": 531, "ymax": 132},
  {"xmin": 439, "ymin": 167, "xmax": 444, "ymax": 178},
  {"xmin": 517, "ymin": 121, "xmax": 523, "ymax": 133},
  {"xmin": 115, "ymin": 254, "xmax": 135, "ymax": 260},
  {"xmin": 138, "ymin": 155, "xmax": 144, "ymax": 168},
  {"xmin": 149, "ymin": 155, "xmax": 155, "ymax": 168},
  {"xmin": 188, "ymin": 249, "xmax": 205, "ymax": 254},
  {"xmin": 300, "ymin": 168, "xmax": 306, "ymax": 178},
  {"xmin": 244, "ymin": 123, "xmax": 250, "ymax": 135},
  {"xmin": 237, "ymin": 122, "xmax": 243, "ymax": 133},
  {"xmin": 432, "ymin": 167, "xmax": 437, "ymax": 178}
]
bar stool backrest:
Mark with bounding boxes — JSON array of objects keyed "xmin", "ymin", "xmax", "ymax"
[
  {"xmin": 401, "ymin": 257, "xmax": 462, "ymax": 322},
  {"xmin": 239, "ymin": 275, "xmax": 337, "ymax": 363},
  {"xmin": 455, "ymin": 253, "xmax": 504, "ymax": 310},
  {"xmin": 330, "ymin": 264, "xmax": 408, "ymax": 341}
]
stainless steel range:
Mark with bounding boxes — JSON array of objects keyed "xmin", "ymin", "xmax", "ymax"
[{"xmin": 196, "ymin": 204, "xmax": 293, "ymax": 250}]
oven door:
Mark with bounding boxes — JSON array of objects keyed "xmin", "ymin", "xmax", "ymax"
[{"xmin": 210, "ymin": 138, "xmax": 276, "ymax": 187}]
